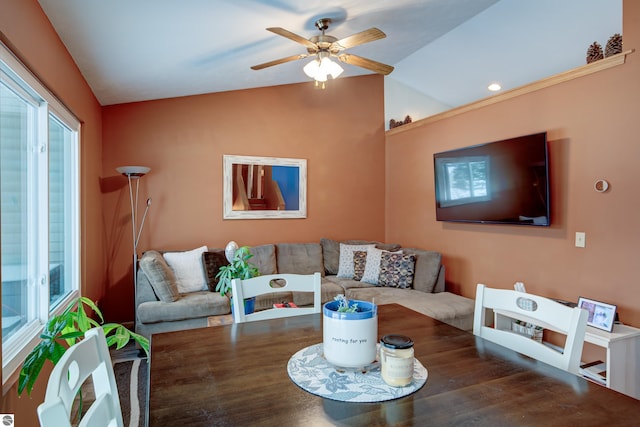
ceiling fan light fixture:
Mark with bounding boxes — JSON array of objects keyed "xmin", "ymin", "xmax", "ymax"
[
  {"xmin": 315, "ymin": 73, "xmax": 328, "ymax": 82},
  {"xmin": 303, "ymin": 59, "xmax": 320, "ymax": 78},
  {"xmin": 252, "ymin": 19, "xmax": 392, "ymax": 81},
  {"xmin": 304, "ymin": 55, "xmax": 343, "ymax": 83},
  {"xmin": 322, "ymin": 57, "xmax": 344, "ymax": 79}
]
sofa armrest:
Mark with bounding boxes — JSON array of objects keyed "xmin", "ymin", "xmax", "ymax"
[{"xmin": 136, "ymin": 268, "xmax": 160, "ymax": 306}]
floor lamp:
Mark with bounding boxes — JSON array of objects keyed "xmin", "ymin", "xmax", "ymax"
[{"xmin": 116, "ymin": 166, "xmax": 151, "ymax": 327}]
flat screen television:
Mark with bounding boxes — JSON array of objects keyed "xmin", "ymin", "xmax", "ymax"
[{"xmin": 433, "ymin": 132, "xmax": 550, "ymax": 226}]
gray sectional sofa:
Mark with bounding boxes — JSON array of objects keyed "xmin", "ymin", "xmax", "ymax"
[{"xmin": 135, "ymin": 239, "xmax": 475, "ymax": 340}]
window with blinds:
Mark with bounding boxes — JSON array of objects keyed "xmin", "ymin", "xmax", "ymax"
[{"xmin": 1, "ymin": 42, "xmax": 80, "ymax": 386}]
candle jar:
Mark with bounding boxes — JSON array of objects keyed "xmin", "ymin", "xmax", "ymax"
[{"xmin": 380, "ymin": 334, "xmax": 414, "ymax": 387}]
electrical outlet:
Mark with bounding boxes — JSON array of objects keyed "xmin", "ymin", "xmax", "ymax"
[{"xmin": 575, "ymin": 232, "xmax": 586, "ymax": 248}]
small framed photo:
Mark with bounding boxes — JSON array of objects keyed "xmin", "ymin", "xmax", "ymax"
[{"xmin": 577, "ymin": 297, "xmax": 617, "ymax": 332}]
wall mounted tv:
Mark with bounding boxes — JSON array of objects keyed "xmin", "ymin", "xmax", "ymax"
[{"xmin": 433, "ymin": 132, "xmax": 550, "ymax": 226}]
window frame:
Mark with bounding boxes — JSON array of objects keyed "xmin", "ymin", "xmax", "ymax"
[{"xmin": 1, "ymin": 41, "xmax": 81, "ymax": 391}]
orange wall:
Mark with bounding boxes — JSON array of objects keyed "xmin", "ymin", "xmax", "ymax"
[
  {"xmin": 2, "ymin": 0, "xmax": 638, "ymax": 422},
  {"xmin": 386, "ymin": 2, "xmax": 640, "ymax": 328},
  {"xmin": 101, "ymin": 75, "xmax": 386, "ymax": 321},
  {"xmin": 1, "ymin": 0, "xmax": 104, "ymax": 424}
]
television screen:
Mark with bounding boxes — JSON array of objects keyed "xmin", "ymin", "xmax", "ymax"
[{"xmin": 433, "ymin": 132, "xmax": 550, "ymax": 226}]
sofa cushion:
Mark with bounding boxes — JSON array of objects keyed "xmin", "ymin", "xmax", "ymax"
[
  {"xmin": 202, "ymin": 250, "xmax": 229, "ymax": 292},
  {"xmin": 139, "ymin": 251, "xmax": 180, "ymax": 302},
  {"xmin": 324, "ymin": 275, "xmax": 376, "ymax": 291},
  {"xmin": 337, "ymin": 243, "xmax": 376, "ymax": 278},
  {"xmin": 291, "ymin": 279, "xmax": 344, "ymax": 307},
  {"xmin": 401, "ymin": 248, "xmax": 442, "ymax": 293},
  {"xmin": 320, "ymin": 238, "xmax": 342, "ymax": 275},
  {"xmin": 137, "ymin": 290, "xmax": 230, "ymax": 324},
  {"xmin": 249, "ymin": 244, "xmax": 278, "ymax": 275},
  {"xmin": 378, "ymin": 252, "xmax": 416, "ymax": 289},
  {"xmin": 321, "ymin": 238, "xmax": 402, "ymax": 275},
  {"xmin": 163, "ymin": 246, "xmax": 208, "ymax": 293},
  {"xmin": 276, "ymin": 243, "xmax": 324, "ymax": 275},
  {"xmin": 345, "ymin": 288, "xmax": 475, "ymax": 331}
]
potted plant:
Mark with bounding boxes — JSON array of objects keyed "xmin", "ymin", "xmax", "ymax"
[
  {"xmin": 323, "ymin": 295, "xmax": 378, "ymax": 368},
  {"xmin": 18, "ymin": 296, "xmax": 149, "ymax": 417},
  {"xmin": 215, "ymin": 246, "xmax": 260, "ymax": 314}
]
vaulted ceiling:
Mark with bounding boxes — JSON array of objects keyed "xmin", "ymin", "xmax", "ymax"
[{"xmin": 38, "ymin": 0, "xmax": 621, "ymax": 107}]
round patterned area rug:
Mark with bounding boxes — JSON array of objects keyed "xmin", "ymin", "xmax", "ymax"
[{"xmin": 287, "ymin": 343, "xmax": 427, "ymax": 402}]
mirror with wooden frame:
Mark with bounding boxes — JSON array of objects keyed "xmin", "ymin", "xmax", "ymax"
[{"xmin": 223, "ymin": 155, "xmax": 307, "ymax": 219}]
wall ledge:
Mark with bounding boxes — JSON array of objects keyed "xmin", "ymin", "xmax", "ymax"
[{"xmin": 386, "ymin": 49, "xmax": 635, "ymax": 136}]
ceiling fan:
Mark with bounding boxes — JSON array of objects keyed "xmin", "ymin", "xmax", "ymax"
[{"xmin": 251, "ymin": 18, "xmax": 394, "ymax": 86}]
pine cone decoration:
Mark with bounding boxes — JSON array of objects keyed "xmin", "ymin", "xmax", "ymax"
[
  {"xmin": 605, "ymin": 33, "xmax": 623, "ymax": 57},
  {"xmin": 389, "ymin": 119, "xmax": 397, "ymax": 128},
  {"xmin": 586, "ymin": 41, "xmax": 603, "ymax": 64},
  {"xmin": 403, "ymin": 115, "xmax": 412, "ymax": 125}
]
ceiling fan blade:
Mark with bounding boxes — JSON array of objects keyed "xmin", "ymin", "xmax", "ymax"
[
  {"xmin": 266, "ymin": 27, "xmax": 317, "ymax": 50},
  {"xmin": 250, "ymin": 54, "xmax": 309, "ymax": 70},
  {"xmin": 332, "ymin": 28, "xmax": 386, "ymax": 51},
  {"xmin": 337, "ymin": 53, "xmax": 394, "ymax": 75}
]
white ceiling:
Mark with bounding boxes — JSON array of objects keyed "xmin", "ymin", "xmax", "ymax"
[{"xmin": 37, "ymin": 0, "xmax": 622, "ymax": 107}]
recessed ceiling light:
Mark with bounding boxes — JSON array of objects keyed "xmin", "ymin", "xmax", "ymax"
[{"xmin": 488, "ymin": 83, "xmax": 502, "ymax": 92}]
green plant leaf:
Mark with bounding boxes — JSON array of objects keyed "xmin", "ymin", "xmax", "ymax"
[
  {"xmin": 17, "ymin": 296, "xmax": 150, "ymax": 397},
  {"xmin": 79, "ymin": 297, "xmax": 104, "ymax": 323},
  {"xmin": 214, "ymin": 246, "xmax": 260, "ymax": 297},
  {"xmin": 18, "ymin": 351, "xmax": 45, "ymax": 396}
]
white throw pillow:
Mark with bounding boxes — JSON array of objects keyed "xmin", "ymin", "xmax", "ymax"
[
  {"xmin": 360, "ymin": 248, "xmax": 403, "ymax": 285},
  {"xmin": 163, "ymin": 245, "xmax": 208, "ymax": 293},
  {"xmin": 336, "ymin": 243, "xmax": 376, "ymax": 278}
]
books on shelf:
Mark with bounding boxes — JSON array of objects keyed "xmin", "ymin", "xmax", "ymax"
[{"xmin": 580, "ymin": 360, "xmax": 607, "ymax": 385}]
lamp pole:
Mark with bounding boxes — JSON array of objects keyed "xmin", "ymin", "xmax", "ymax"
[{"xmin": 116, "ymin": 166, "xmax": 151, "ymax": 326}]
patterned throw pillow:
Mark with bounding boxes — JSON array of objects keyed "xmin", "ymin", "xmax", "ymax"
[
  {"xmin": 360, "ymin": 248, "xmax": 403, "ymax": 285},
  {"xmin": 352, "ymin": 251, "xmax": 368, "ymax": 281},
  {"xmin": 336, "ymin": 243, "xmax": 376, "ymax": 278},
  {"xmin": 378, "ymin": 252, "xmax": 417, "ymax": 289}
]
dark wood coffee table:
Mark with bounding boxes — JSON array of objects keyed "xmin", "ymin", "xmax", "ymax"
[{"xmin": 148, "ymin": 304, "xmax": 640, "ymax": 426}]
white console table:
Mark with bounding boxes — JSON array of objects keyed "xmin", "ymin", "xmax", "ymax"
[
  {"xmin": 583, "ymin": 324, "xmax": 640, "ymax": 399},
  {"xmin": 493, "ymin": 309, "xmax": 640, "ymax": 399}
]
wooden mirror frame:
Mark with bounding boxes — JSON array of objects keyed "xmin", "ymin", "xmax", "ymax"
[{"xmin": 223, "ymin": 155, "xmax": 307, "ymax": 219}]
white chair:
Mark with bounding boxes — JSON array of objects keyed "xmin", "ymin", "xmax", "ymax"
[
  {"xmin": 231, "ymin": 272, "xmax": 322, "ymax": 323},
  {"xmin": 37, "ymin": 327, "xmax": 123, "ymax": 427},
  {"xmin": 473, "ymin": 283, "xmax": 588, "ymax": 374}
]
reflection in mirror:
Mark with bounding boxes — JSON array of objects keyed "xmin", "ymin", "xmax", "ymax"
[{"xmin": 223, "ymin": 155, "xmax": 307, "ymax": 219}]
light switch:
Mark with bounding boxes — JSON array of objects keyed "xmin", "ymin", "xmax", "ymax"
[{"xmin": 575, "ymin": 232, "xmax": 586, "ymax": 248}]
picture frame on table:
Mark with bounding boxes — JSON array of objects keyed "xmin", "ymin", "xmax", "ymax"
[{"xmin": 578, "ymin": 297, "xmax": 617, "ymax": 332}]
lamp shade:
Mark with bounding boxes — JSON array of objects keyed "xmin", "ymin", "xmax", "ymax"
[
  {"xmin": 116, "ymin": 166, "xmax": 150, "ymax": 178},
  {"xmin": 321, "ymin": 57, "xmax": 343, "ymax": 79},
  {"xmin": 303, "ymin": 56, "xmax": 343, "ymax": 82},
  {"xmin": 303, "ymin": 59, "xmax": 320, "ymax": 78}
]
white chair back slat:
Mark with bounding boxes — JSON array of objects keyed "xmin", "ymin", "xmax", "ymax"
[
  {"xmin": 231, "ymin": 272, "xmax": 321, "ymax": 323},
  {"xmin": 37, "ymin": 327, "xmax": 124, "ymax": 427},
  {"xmin": 473, "ymin": 283, "xmax": 588, "ymax": 374}
]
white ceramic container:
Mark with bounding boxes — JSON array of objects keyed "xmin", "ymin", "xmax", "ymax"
[{"xmin": 323, "ymin": 300, "xmax": 378, "ymax": 368}]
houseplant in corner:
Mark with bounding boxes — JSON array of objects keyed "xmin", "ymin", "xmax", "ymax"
[
  {"xmin": 18, "ymin": 296, "xmax": 149, "ymax": 418},
  {"xmin": 215, "ymin": 245, "xmax": 260, "ymax": 314}
]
